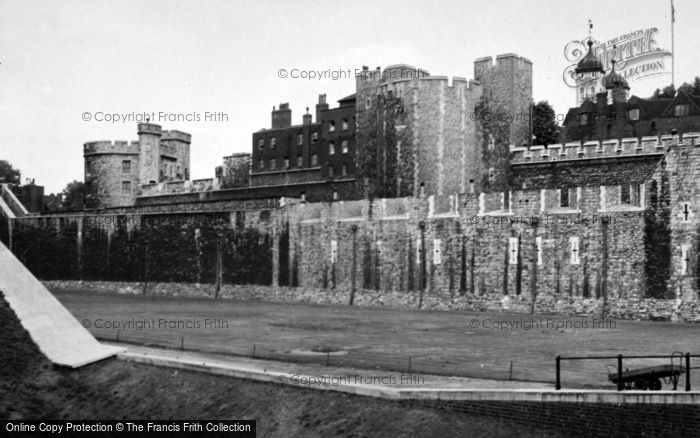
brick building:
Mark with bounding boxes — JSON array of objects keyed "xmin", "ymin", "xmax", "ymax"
[
  {"xmin": 562, "ymin": 57, "xmax": 700, "ymax": 143},
  {"xmin": 249, "ymin": 94, "xmax": 356, "ymax": 191}
]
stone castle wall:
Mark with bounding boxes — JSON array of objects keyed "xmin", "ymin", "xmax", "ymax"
[{"xmin": 4, "ymin": 180, "xmax": 699, "ymax": 321}]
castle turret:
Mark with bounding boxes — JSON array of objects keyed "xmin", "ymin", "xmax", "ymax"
[
  {"xmin": 137, "ymin": 122, "xmax": 162, "ymax": 185},
  {"xmin": 604, "ymin": 59, "xmax": 630, "ymax": 104},
  {"xmin": 574, "ymin": 22, "xmax": 606, "ymax": 105},
  {"xmin": 474, "ymin": 53, "xmax": 533, "ymax": 148},
  {"xmin": 161, "ymin": 130, "xmax": 192, "ymax": 181}
]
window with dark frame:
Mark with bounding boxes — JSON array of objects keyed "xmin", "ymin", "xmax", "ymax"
[
  {"xmin": 560, "ymin": 189, "xmax": 569, "ymax": 207},
  {"xmin": 121, "ymin": 180, "xmax": 131, "ymax": 195},
  {"xmin": 621, "ymin": 184, "xmax": 631, "ymax": 204}
]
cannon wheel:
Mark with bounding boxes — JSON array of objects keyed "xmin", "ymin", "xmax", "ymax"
[
  {"xmin": 633, "ymin": 379, "xmax": 647, "ymax": 390},
  {"xmin": 648, "ymin": 379, "xmax": 662, "ymax": 391}
]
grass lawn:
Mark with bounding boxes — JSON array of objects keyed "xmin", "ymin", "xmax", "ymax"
[
  {"xmin": 52, "ymin": 288, "xmax": 700, "ymax": 390},
  {"xmin": 1, "ymin": 291, "xmax": 571, "ymax": 437}
]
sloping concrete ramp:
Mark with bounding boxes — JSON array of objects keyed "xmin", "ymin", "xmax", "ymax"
[{"xmin": 0, "ymin": 242, "xmax": 124, "ymax": 368}]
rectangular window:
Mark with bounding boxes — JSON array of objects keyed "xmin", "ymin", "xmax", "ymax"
[
  {"xmin": 270, "ymin": 159, "xmax": 276, "ymax": 170},
  {"xmin": 508, "ymin": 237, "xmax": 518, "ymax": 265},
  {"xmin": 258, "ymin": 159, "xmax": 264, "ymax": 170},
  {"xmin": 270, "ymin": 137, "xmax": 276, "ymax": 147},
  {"xmin": 329, "ymin": 141, "xmax": 335, "ymax": 155},
  {"xmin": 580, "ymin": 113, "xmax": 590, "ymax": 126},
  {"xmin": 341, "ymin": 119, "xmax": 349, "ymax": 131},
  {"xmin": 433, "ymin": 239, "xmax": 442, "ymax": 265},
  {"xmin": 535, "ymin": 236, "xmax": 543, "ymax": 266},
  {"xmin": 329, "ymin": 165, "xmax": 334, "ymax": 177},
  {"xmin": 258, "ymin": 138, "xmax": 264, "ymax": 149},
  {"xmin": 341, "ymin": 164, "xmax": 347, "ymax": 176},
  {"xmin": 628, "ymin": 108, "xmax": 640, "ymax": 121},
  {"xmin": 630, "ymin": 184, "xmax": 641, "ymax": 206},
  {"xmin": 329, "ymin": 121, "xmax": 336, "ymax": 133},
  {"xmin": 560, "ymin": 189, "xmax": 569, "ymax": 207},
  {"xmin": 311, "ymin": 153, "xmax": 318, "ymax": 166},
  {"xmin": 121, "ymin": 160, "xmax": 131, "ymax": 174},
  {"xmin": 121, "ymin": 180, "xmax": 131, "ymax": 195},
  {"xmin": 502, "ymin": 191, "xmax": 511, "ymax": 211},
  {"xmin": 311, "ymin": 132, "xmax": 319, "ymax": 143},
  {"xmin": 681, "ymin": 244, "xmax": 690, "ymax": 274},
  {"xmin": 297, "ymin": 155, "xmax": 303, "ymax": 167},
  {"xmin": 416, "ymin": 238, "xmax": 422, "ymax": 264},
  {"xmin": 675, "ymin": 104, "xmax": 690, "ymax": 117},
  {"xmin": 330, "ymin": 240, "xmax": 338, "ymax": 264},
  {"xmin": 488, "ymin": 167, "xmax": 495, "ymax": 184},
  {"xmin": 366, "ymin": 98, "xmax": 371, "ymax": 109},
  {"xmin": 297, "ymin": 134, "xmax": 303, "ymax": 146},
  {"xmin": 284, "ymin": 157, "xmax": 290, "ymax": 169},
  {"xmin": 342, "ymin": 140, "xmax": 349, "ymax": 154},
  {"xmin": 620, "ymin": 185, "xmax": 631, "ymax": 204},
  {"xmin": 570, "ymin": 237, "xmax": 580, "ymax": 265}
]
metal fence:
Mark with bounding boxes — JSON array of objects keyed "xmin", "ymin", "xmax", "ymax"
[{"xmin": 556, "ymin": 353, "xmax": 700, "ymax": 391}]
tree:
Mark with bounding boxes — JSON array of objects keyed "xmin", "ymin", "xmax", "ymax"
[
  {"xmin": 694, "ymin": 77, "xmax": 700, "ymax": 95},
  {"xmin": 0, "ymin": 160, "xmax": 21, "ymax": 184},
  {"xmin": 60, "ymin": 180, "xmax": 86, "ymax": 211},
  {"xmin": 678, "ymin": 82, "xmax": 694, "ymax": 96},
  {"xmin": 532, "ymin": 101, "xmax": 558, "ymax": 146},
  {"xmin": 660, "ymin": 84, "xmax": 676, "ymax": 99},
  {"xmin": 651, "ymin": 88, "xmax": 661, "ymax": 99}
]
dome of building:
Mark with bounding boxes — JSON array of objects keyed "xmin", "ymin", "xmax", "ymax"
[
  {"xmin": 603, "ymin": 60, "xmax": 630, "ymax": 90},
  {"xmin": 575, "ymin": 40, "xmax": 605, "ymax": 75}
]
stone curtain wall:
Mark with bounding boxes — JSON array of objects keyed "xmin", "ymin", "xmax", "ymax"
[
  {"xmin": 289, "ymin": 196, "xmax": 646, "ymax": 305},
  {"xmin": 5, "ymin": 190, "xmax": 700, "ymax": 320},
  {"xmin": 7, "ymin": 212, "xmax": 274, "ymax": 287}
]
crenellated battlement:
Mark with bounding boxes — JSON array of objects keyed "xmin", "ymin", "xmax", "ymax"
[
  {"xmin": 373, "ymin": 75, "xmax": 482, "ymax": 101},
  {"xmin": 83, "ymin": 140, "xmax": 140, "ymax": 155},
  {"xmin": 474, "ymin": 53, "xmax": 533, "ymax": 70},
  {"xmin": 510, "ymin": 133, "xmax": 700, "ymax": 164},
  {"xmin": 137, "ymin": 122, "xmax": 162, "ymax": 136},
  {"xmin": 162, "ymin": 130, "xmax": 192, "ymax": 143}
]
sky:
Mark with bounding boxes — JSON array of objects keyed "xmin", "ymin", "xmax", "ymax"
[{"xmin": 1, "ymin": 0, "xmax": 698, "ymax": 193}]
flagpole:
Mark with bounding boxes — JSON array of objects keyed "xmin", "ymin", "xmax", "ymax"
[{"xmin": 671, "ymin": 0, "xmax": 675, "ymax": 87}]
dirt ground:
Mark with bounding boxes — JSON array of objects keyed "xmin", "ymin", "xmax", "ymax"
[{"xmin": 1, "ymin": 292, "xmax": 567, "ymax": 437}]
